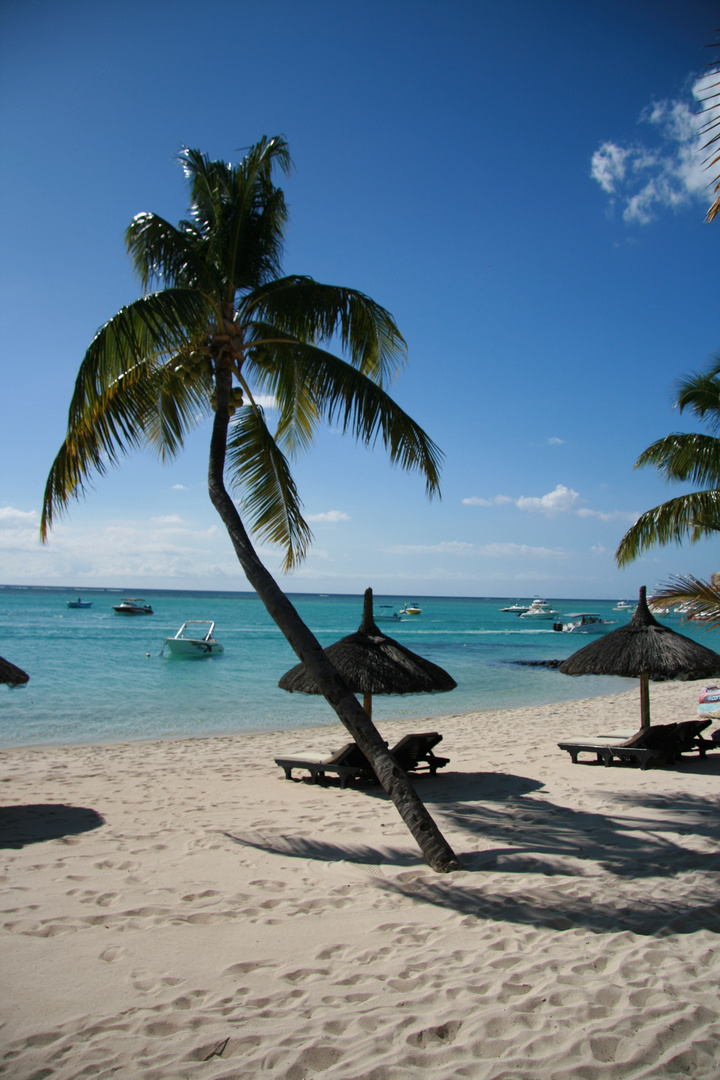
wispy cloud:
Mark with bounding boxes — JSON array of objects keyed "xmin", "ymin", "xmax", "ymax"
[
  {"xmin": 516, "ymin": 484, "xmax": 580, "ymax": 514},
  {"xmin": 463, "ymin": 484, "xmax": 636, "ymax": 522},
  {"xmin": 387, "ymin": 540, "xmax": 476, "ymax": 555},
  {"xmin": 386, "ymin": 540, "xmax": 565, "ymax": 559},
  {"xmin": 305, "ymin": 510, "xmax": 350, "ymax": 523},
  {"xmin": 0, "ymin": 506, "xmax": 40, "ymax": 551},
  {"xmin": 462, "ymin": 495, "xmax": 513, "ymax": 507},
  {"xmin": 546, "ymin": 436, "xmax": 564, "ymax": 446},
  {"xmin": 590, "ymin": 71, "xmax": 719, "ymax": 223}
]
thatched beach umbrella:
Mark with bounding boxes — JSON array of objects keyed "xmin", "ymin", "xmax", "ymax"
[
  {"xmin": 278, "ymin": 588, "xmax": 456, "ymax": 719},
  {"xmin": 0, "ymin": 656, "xmax": 29, "ymax": 686},
  {"xmin": 558, "ymin": 586, "xmax": 720, "ymax": 727}
]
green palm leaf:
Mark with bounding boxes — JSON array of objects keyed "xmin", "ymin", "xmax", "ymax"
[
  {"xmin": 636, "ymin": 433, "xmax": 720, "ymax": 486},
  {"xmin": 616, "ymin": 490, "xmax": 720, "ymax": 565},
  {"xmin": 226, "ymin": 404, "xmax": 313, "ymax": 569},
  {"xmin": 245, "ymin": 277, "xmax": 407, "ymax": 383},
  {"xmin": 69, "ymin": 289, "xmax": 212, "ymax": 423},
  {"xmin": 42, "ymin": 362, "xmax": 206, "ymax": 538},
  {"xmin": 650, "ymin": 574, "xmax": 720, "ymax": 631},
  {"xmin": 126, "ymin": 212, "xmax": 205, "ymax": 292}
]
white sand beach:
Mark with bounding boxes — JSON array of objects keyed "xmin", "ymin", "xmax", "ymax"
[{"xmin": 1, "ymin": 680, "xmax": 719, "ymax": 1079}]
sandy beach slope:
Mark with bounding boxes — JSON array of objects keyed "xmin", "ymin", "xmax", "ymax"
[{"xmin": 1, "ymin": 680, "xmax": 719, "ymax": 1079}]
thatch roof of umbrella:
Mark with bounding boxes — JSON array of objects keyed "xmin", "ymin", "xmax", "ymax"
[
  {"xmin": 278, "ymin": 588, "xmax": 456, "ymax": 719},
  {"xmin": 558, "ymin": 586, "xmax": 720, "ymax": 726},
  {"xmin": 0, "ymin": 656, "xmax": 29, "ymax": 686}
]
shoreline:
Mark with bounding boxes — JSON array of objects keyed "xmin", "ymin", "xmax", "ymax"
[
  {"xmin": 0, "ymin": 676, "xmax": 641, "ymax": 753},
  {"xmin": 2, "ymin": 679, "xmax": 719, "ymax": 1078}
]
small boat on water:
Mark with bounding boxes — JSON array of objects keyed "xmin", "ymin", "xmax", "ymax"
[
  {"xmin": 519, "ymin": 599, "xmax": 560, "ymax": 620},
  {"xmin": 163, "ymin": 621, "xmax": 224, "ymax": 657},
  {"xmin": 613, "ymin": 600, "xmax": 636, "ymax": 612},
  {"xmin": 499, "ymin": 601, "xmax": 532, "ymax": 614},
  {"xmin": 374, "ymin": 605, "xmax": 402, "ymax": 622},
  {"xmin": 66, "ymin": 597, "xmax": 92, "ymax": 609},
  {"xmin": 552, "ymin": 613, "xmax": 617, "ymax": 634},
  {"xmin": 400, "ymin": 603, "xmax": 422, "ymax": 615},
  {"xmin": 113, "ymin": 598, "xmax": 154, "ymax": 615}
]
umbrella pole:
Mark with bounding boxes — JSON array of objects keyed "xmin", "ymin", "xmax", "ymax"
[
  {"xmin": 640, "ymin": 672, "xmax": 651, "ymax": 727},
  {"xmin": 363, "ymin": 692, "xmax": 372, "ymax": 721}
]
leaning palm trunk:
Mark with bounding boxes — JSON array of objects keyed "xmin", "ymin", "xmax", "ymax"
[{"xmin": 208, "ymin": 378, "xmax": 460, "ymax": 874}]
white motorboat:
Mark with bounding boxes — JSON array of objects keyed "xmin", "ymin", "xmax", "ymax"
[
  {"xmin": 163, "ymin": 620, "xmax": 224, "ymax": 657},
  {"xmin": 113, "ymin": 598, "xmax": 154, "ymax": 615},
  {"xmin": 519, "ymin": 599, "xmax": 560, "ymax": 619},
  {"xmin": 553, "ymin": 613, "xmax": 617, "ymax": 634},
  {"xmin": 613, "ymin": 600, "xmax": 636, "ymax": 612},
  {"xmin": 499, "ymin": 602, "xmax": 532, "ymax": 614},
  {"xmin": 374, "ymin": 605, "xmax": 402, "ymax": 622},
  {"xmin": 66, "ymin": 597, "xmax": 92, "ymax": 609},
  {"xmin": 400, "ymin": 603, "xmax": 422, "ymax": 615}
]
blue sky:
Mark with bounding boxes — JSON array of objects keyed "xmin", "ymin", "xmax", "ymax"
[{"xmin": 2, "ymin": 0, "xmax": 720, "ymax": 599}]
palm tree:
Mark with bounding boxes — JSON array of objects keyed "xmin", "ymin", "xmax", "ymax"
[
  {"xmin": 616, "ymin": 361, "xmax": 720, "ymax": 566},
  {"xmin": 616, "ymin": 361, "xmax": 720, "ymax": 623},
  {"xmin": 699, "ymin": 33, "xmax": 720, "ymax": 223},
  {"xmin": 41, "ymin": 137, "xmax": 460, "ymax": 873}
]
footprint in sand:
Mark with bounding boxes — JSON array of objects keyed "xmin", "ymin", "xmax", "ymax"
[{"xmin": 99, "ymin": 944, "xmax": 124, "ymax": 962}]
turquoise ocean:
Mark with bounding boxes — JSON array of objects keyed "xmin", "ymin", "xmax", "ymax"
[{"xmin": 1, "ymin": 587, "xmax": 710, "ymax": 749}]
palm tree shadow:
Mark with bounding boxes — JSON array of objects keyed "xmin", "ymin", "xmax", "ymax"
[
  {"xmin": 0, "ymin": 804, "xmax": 105, "ymax": 848},
  {"xmin": 232, "ymin": 767, "xmax": 720, "ymax": 935}
]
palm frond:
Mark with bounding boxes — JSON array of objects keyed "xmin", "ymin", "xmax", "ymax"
[
  {"xmin": 616, "ymin": 490, "xmax": 720, "ymax": 566},
  {"xmin": 125, "ymin": 213, "xmax": 204, "ymax": 291},
  {"xmin": 244, "ymin": 277, "xmax": 407, "ymax": 384},
  {"xmin": 650, "ymin": 574, "xmax": 720, "ymax": 632},
  {"xmin": 69, "ymin": 289, "xmax": 212, "ymax": 423},
  {"xmin": 635, "ymin": 433, "xmax": 720, "ymax": 487},
  {"xmin": 225, "ymin": 404, "xmax": 313, "ymax": 570},
  {"xmin": 42, "ymin": 362, "xmax": 205, "ymax": 538},
  {"xmin": 675, "ymin": 361, "xmax": 720, "ymax": 428},
  {"xmin": 280, "ymin": 341, "xmax": 441, "ymax": 495},
  {"xmin": 180, "ymin": 139, "xmax": 291, "ymax": 291}
]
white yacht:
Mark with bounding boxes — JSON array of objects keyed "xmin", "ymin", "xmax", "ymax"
[{"xmin": 519, "ymin": 599, "xmax": 560, "ymax": 620}]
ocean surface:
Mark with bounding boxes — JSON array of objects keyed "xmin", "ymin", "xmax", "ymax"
[{"xmin": 1, "ymin": 587, "xmax": 712, "ymax": 749}]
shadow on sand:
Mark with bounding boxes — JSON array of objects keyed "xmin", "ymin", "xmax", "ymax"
[
  {"xmin": 231, "ymin": 760, "xmax": 720, "ymax": 936},
  {"xmin": 0, "ymin": 804, "xmax": 105, "ymax": 848}
]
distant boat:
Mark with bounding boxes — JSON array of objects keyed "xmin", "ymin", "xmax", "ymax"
[
  {"xmin": 400, "ymin": 603, "xmax": 422, "ymax": 615},
  {"xmin": 163, "ymin": 620, "xmax": 224, "ymax": 657},
  {"xmin": 113, "ymin": 598, "xmax": 154, "ymax": 615},
  {"xmin": 66, "ymin": 597, "xmax": 92, "ymax": 609},
  {"xmin": 375, "ymin": 605, "xmax": 402, "ymax": 622},
  {"xmin": 519, "ymin": 599, "xmax": 560, "ymax": 620},
  {"xmin": 552, "ymin": 613, "xmax": 617, "ymax": 634},
  {"xmin": 499, "ymin": 602, "xmax": 532, "ymax": 614},
  {"xmin": 613, "ymin": 600, "xmax": 636, "ymax": 612}
]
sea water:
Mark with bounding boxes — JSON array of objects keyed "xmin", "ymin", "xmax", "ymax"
[{"xmin": 0, "ymin": 587, "xmax": 705, "ymax": 749}]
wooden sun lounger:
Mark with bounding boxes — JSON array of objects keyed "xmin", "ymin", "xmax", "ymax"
[
  {"xmin": 274, "ymin": 742, "xmax": 374, "ymax": 787},
  {"xmin": 558, "ymin": 719, "xmax": 713, "ymax": 770},
  {"xmin": 389, "ymin": 732, "xmax": 450, "ymax": 775},
  {"xmin": 275, "ymin": 732, "xmax": 450, "ymax": 786}
]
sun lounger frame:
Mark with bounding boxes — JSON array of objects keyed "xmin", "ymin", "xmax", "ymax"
[
  {"xmin": 275, "ymin": 732, "xmax": 449, "ymax": 787},
  {"xmin": 558, "ymin": 719, "xmax": 715, "ymax": 770}
]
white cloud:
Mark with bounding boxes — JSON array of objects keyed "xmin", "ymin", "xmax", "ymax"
[
  {"xmin": 171, "ymin": 483, "xmax": 186, "ymax": 490},
  {"xmin": 590, "ymin": 71, "xmax": 719, "ymax": 223},
  {"xmin": 478, "ymin": 542, "xmax": 566, "ymax": 559},
  {"xmin": 516, "ymin": 484, "xmax": 580, "ymax": 514},
  {"xmin": 387, "ymin": 540, "xmax": 476, "ymax": 555},
  {"xmin": 576, "ymin": 507, "xmax": 638, "ymax": 523},
  {"xmin": 547, "ymin": 436, "xmax": 564, "ymax": 446},
  {"xmin": 0, "ymin": 507, "xmax": 41, "ymax": 551},
  {"xmin": 464, "ymin": 485, "xmax": 636, "ymax": 522},
  {"xmin": 462, "ymin": 495, "xmax": 513, "ymax": 507},
  {"xmin": 305, "ymin": 510, "xmax": 350, "ymax": 523}
]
